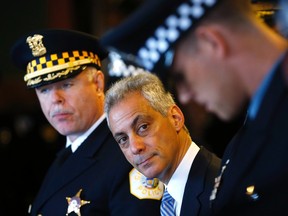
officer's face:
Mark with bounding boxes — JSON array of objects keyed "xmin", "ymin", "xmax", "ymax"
[
  {"xmin": 172, "ymin": 29, "xmax": 247, "ymax": 121},
  {"xmin": 35, "ymin": 67, "xmax": 105, "ymax": 142},
  {"xmin": 108, "ymin": 92, "xmax": 183, "ymax": 184}
]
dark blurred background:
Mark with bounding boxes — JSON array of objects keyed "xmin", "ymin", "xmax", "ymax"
[{"xmin": 0, "ymin": 0, "xmax": 282, "ymax": 215}]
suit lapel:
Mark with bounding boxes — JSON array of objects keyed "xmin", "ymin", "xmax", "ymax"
[
  {"xmin": 180, "ymin": 147, "xmax": 214, "ymax": 216},
  {"xmin": 33, "ymin": 119, "xmax": 111, "ymax": 210}
]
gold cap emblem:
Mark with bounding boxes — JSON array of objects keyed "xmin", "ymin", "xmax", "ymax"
[{"xmin": 26, "ymin": 34, "xmax": 46, "ymax": 57}]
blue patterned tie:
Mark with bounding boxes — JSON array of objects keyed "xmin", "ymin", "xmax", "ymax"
[{"xmin": 160, "ymin": 189, "xmax": 175, "ymax": 216}]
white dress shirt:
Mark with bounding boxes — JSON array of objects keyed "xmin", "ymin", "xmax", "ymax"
[
  {"xmin": 166, "ymin": 141, "xmax": 200, "ymax": 216},
  {"xmin": 66, "ymin": 114, "xmax": 106, "ymax": 152}
]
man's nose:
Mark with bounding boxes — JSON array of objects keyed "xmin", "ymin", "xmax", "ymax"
[
  {"xmin": 50, "ymin": 89, "xmax": 64, "ymax": 104},
  {"xmin": 130, "ymin": 135, "xmax": 145, "ymax": 154}
]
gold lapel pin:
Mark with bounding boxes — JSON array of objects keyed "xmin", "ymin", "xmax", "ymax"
[{"xmin": 246, "ymin": 185, "xmax": 259, "ymax": 201}]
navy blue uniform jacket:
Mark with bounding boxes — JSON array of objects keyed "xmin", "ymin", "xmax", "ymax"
[
  {"xmin": 30, "ymin": 119, "xmax": 161, "ymax": 216},
  {"xmin": 211, "ymin": 51, "xmax": 288, "ymax": 215},
  {"xmin": 180, "ymin": 147, "xmax": 221, "ymax": 216}
]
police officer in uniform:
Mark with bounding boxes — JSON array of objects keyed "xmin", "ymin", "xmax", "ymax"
[{"xmin": 10, "ymin": 29, "xmax": 162, "ymax": 216}]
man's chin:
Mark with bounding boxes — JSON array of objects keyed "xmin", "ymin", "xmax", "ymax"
[{"xmin": 138, "ymin": 167, "xmax": 158, "ymax": 179}]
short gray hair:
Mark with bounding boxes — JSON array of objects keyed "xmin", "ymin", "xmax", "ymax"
[{"xmin": 104, "ymin": 72, "xmax": 175, "ymax": 117}]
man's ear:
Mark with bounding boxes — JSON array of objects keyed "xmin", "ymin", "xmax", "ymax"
[
  {"xmin": 94, "ymin": 69, "xmax": 105, "ymax": 92},
  {"xmin": 194, "ymin": 25, "xmax": 228, "ymax": 59},
  {"xmin": 169, "ymin": 105, "xmax": 185, "ymax": 132}
]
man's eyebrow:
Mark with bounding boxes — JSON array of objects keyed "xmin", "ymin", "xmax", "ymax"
[
  {"xmin": 131, "ymin": 115, "xmax": 141, "ymax": 129},
  {"xmin": 113, "ymin": 115, "xmax": 141, "ymax": 138}
]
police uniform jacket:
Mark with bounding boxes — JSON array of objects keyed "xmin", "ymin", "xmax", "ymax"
[
  {"xmin": 211, "ymin": 50, "xmax": 288, "ymax": 216},
  {"xmin": 180, "ymin": 147, "xmax": 220, "ymax": 216},
  {"xmin": 30, "ymin": 118, "xmax": 161, "ymax": 216}
]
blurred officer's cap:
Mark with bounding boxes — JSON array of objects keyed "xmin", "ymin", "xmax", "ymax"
[
  {"xmin": 100, "ymin": 0, "xmax": 219, "ymax": 75},
  {"xmin": 11, "ymin": 29, "xmax": 108, "ymax": 88}
]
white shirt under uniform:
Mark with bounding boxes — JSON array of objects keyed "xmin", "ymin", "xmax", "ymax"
[{"xmin": 66, "ymin": 114, "xmax": 106, "ymax": 152}]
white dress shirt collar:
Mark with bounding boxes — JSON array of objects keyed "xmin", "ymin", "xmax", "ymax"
[{"xmin": 66, "ymin": 114, "xmax": 106, "ymax": 152}]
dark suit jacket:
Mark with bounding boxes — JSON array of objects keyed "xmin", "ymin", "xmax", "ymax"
[
  {"xmin": 211, "ymin": 51, "xmax": 288, "ymax": 216},
  {"xmin": 30, "ymin": 119, "xmax": 161, "ymax": 216},
  {"xmin": 180, "ymin": 146, "xmax": 221, "ymax": 216}
]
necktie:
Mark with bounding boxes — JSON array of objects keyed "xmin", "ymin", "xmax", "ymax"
[
  {"xmin": 161, "ymin": 189, "xmax": 175, "ymax": 216},
  {"xmin": 57, "ymin": 146, "xmax": 72, "ymax": 165}
]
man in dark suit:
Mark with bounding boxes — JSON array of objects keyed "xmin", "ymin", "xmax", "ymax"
[
  {"xmin": 104, "ymin": 72, "xmax": 221, "ymax": 216},
  {"xmin": 100, "ymin": 0, "xmax": 288, "ymax": 215},
  {"xmin": 10, "ymin": 29, "xmax": 162, "ymax": 216}
]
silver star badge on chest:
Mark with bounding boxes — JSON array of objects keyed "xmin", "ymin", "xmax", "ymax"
[{"xmin": 66, "ymin": 189, "xmax": 90, "ymax": 216}]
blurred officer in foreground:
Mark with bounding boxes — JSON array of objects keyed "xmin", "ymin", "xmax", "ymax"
[
  {"xmin": 104, "ymin": 72, "xmax": 220, "ymax": 216},
  {"xmin": 100, "ymin": 0, "xmax": 288, "ymax": 215},
  {"xmin": 10, "ymin": 29, "xmax": 162, "ymax": 216},
  {"xmin": 277, "ymin": 0, "xmax": 288, "ymax": 38}
]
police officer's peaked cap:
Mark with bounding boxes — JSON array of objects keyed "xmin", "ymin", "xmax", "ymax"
[
  {"xmin": 11, "ymin": 29, "xmax": 108, "ymax": 88},
  {"xmin": 100, "ymin": 0, "xmax": 219, "ymax": 73}
]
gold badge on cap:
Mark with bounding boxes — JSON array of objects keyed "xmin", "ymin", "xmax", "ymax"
[
  {"xmin": 26, "ymin": 34, "xmax": 46, "ymax": 57},
  {"xmin": 66, "ymin": 189, "xmax": 90, "ymax": 216},
  {"xmin": 129, "ymin": 168, "xmax": 164, "ymax": 200}
]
